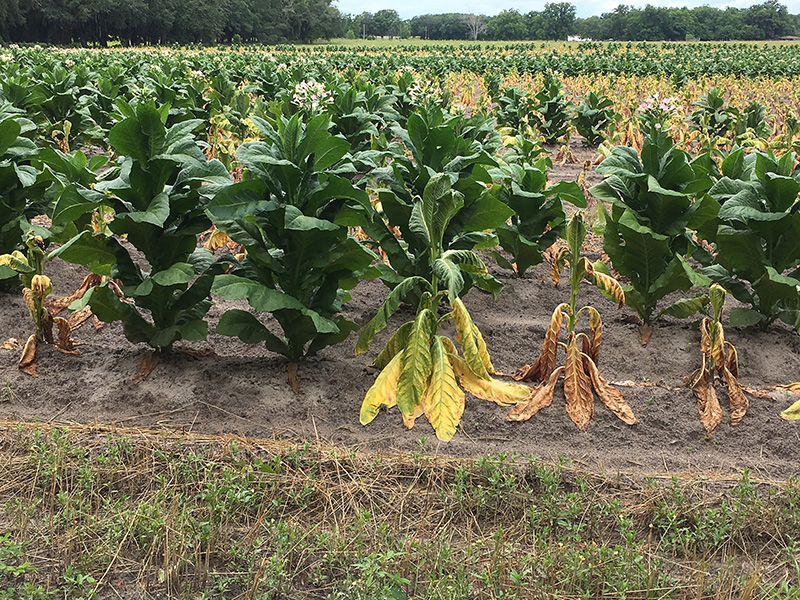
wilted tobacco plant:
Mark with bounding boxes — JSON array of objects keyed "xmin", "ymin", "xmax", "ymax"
[
  {"xmin": 0, "ymin": 234, "xmax": 78, "ymax": 376},
  {"xmin": 358, "ymin": 175, "xmax": 533, "ymax": 441},
  {"xmin": 508, "ymin": 213, "xmax": 637, "ymax": 430},
  {"xmin": 690, "ymin": 283, "xmax": 748, "ymax": 434}
]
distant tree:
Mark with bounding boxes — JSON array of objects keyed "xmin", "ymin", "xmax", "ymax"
[
  {"xmin": 745, "ymin": 0, "xmax": 792, "ymax": 38},
  {"xmin": 487, "ymin": 9, "xmax": 528, "ymax": 40},
  {"xmin": 465, "ymin": 13, "xmax": 487, "ymax": 40},
  {"xmin": 372, "ymin": 9, "xmax": 402, "ymax": 37},
  {"xmin": 541, "ymin": 2, "xmax": 576, "ymax": 40}
]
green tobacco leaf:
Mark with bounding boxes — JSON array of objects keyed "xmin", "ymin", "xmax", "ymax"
[
  {"xmin": 48, "ymin": 231, "xmax": 115, "ymax": 276},
  {"xmin": 658, "ymin": 294, "xmax": 709, "ymax": 319},
  {"xmin": 442, "ymin": 249, "xmax": 488, "ymax": 274},
  {"xmin": 120, "ymin": 192, "xmax": 170, "ymax": 227},
  {"xmin": 151, "ymin": 262, "xmax": 194, "ymax": 286},
  {"xmin": 396, "ymin": 308, "xmax": 436, "ymax": 417},
  {"xmin": 462, "ymin": 191, "xmax": 514, "ymax": 232},
  {"xmin": 729, "ymin": 307, "xmax": 764, "ymax": 327},
  {"xmin": 216, "ymin": 309, "xmax": 289, "ymax": 356},
  {"xmin": 433, "ymin": 257, "xmax": 464, "ymax": 301},
  {"xmin": 0, "ymin": 119, "xmax": 22, "ymax": 156},
  {"xmin": 355, "ymin": 276, "xmax": 430, "ymax": 355},
  {"xmin": 213, "ymin": 274, "xmax": 305, "ymax": 312},
  {"xmin": 546, "ymin": 180, "xmax": 587, "ymax": 208},
  {"xmin": 312, "ymin": 136, "xmax": 351, "ymax": 171},
  {"xmin": 51, "ymin": 185, "xmax": 108, "ymax": 225}
]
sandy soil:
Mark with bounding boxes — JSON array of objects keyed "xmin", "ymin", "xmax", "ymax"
[{"xmin": 2, "ymin": 240, "xmax": 800, "ymax": 481}]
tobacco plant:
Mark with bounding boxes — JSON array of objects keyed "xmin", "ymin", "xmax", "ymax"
[
  {"xmin": 702, "ymin": 148, "xmax": 800, "ymax": 331},
  {"xmin": 362, "ymin": 107, "xmax": 510, "ymax": 302},
  {"xmin": 358, "ymin": 175, "xmax": 532, "ymax": 441},
  {"xmin": 208, "ymin": 113, "xmax": 377, "ymax": 389},
  {"xmin": 591, "ymin": 125, "xmax": 713, "ymax": 330},
  {"xmin": 690, "ymin": 284, "xmax": 748, "ymax": 434},
  {"xmin": 531, "ymin": 75, "xmax": 573, "ymax": 144},
  {"xmin": 509, "ymin": 213, "xmax": 637, "ymax": 430},
  {"xmin": 491, "ymin": 158, "xmax": 587, "ymax": 276},
  {"xmin": 50, "ymin": 101, "xmax": 233, "ymax": 352},
  {"xmin": 572, "ymin": 91, "xmax": 618, "ymax": 146}
]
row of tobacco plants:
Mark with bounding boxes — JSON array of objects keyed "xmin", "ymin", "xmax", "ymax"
[{"xmin": 2, "ymin": 49, "xmax": 800, "ymax": 440}]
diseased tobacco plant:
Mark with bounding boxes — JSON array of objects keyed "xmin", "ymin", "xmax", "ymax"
[
  {"xmin": 508, "ymin": 213, "xmax": 637, "ymax": 430},
  {"xmin": 358, "ymin": 174, "xmax": 533, "ymax": 441},
  {"xmin": 0, "ymin": 234, "xmax": 79, "ymax": 376},
  {"xmin": 690, "ymin": 284, "xmax": 748, "ymax": 434}
]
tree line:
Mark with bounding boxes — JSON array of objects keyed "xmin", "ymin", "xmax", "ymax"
[{"xmin": 0, "ymin": 0, "xmax": 796, "ymax": 44}]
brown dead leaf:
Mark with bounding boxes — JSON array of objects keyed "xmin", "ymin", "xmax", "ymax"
[
  {"xmin": 506, "ymin": 366, "xmax": 563, "ymax": 422},
  {"xmin": 723, "ymin": 366, "xmax": 749, "ymax": 426},
  {"xmin": 691, "ymin": 366, "xmax": 722, "ymax": 434},
  {"xmin": 515, "ymin": 304, "xmax": 564, "ymax": 382},
  {"xmin": 45, "ymin": 273, "xmax": 102, "ymax": 315},
  {"xmin": 93, "ymin": 316, "xmax": 104, "ymax": 330},
  {"xmin": 67, "ymin": 306, "xmax": 93, "ymax": 330},
  {"xmin": 741, "ymin": 386, "xmax": 774, "ymax": 399},
  {"xmin": 52, "ymin": 317, "xmax": 79, "ymax": 354},
  {"xmin": 18, "ymin": 334, "xmax": 38, "ymax": 377},
  {"xmin": 135, "ymin": 351, "xmax": 161, "ymax": 383},
  {"xmin": 776, "ymin": 382, "xmax": 800, "ymax": 393},
  {"xmin": 1, "ymin": 338, "xmax": 20, "ymax": 350},
  {"xmin": 288, "ymin": 362, "xmax": 300, "ymax": 394},
  {"xmin": 582, "ymin": 353, "xmax": 637, "ymax": 425},
  {"xmin": 725, "ymin": 342, "xmax": 739, "ymax": 379},
  {"xmin": 563, "ymin": 335, "xmax": 594, "ymax": 430},
  {"xmin": 582, "ymin": 307, "xmax": 602, "ymax": 364},
  {"xmin": 638, "ymin": 324, "xmax": 653, "ymax": 346}
]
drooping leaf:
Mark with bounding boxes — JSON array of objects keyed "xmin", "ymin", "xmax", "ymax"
[
  {"xmin": 516, "ymin": 304, "xmax": 565, "ymax": 382},
  {"xmin": 505, "ymin": 366, "xmax": 563, "ymax": 422},
  {"xmin": 424, "ymin": 336, "xmax": 465, "ymax": 441},
  {"xmin": 372, "ymin": 321, "xmax": 414, "ymax": 369},
  {"xmin": 563, "ymin": 334, "xmax": 594, "ymax": 430},
  {"xmin": 355, "ymin": 276, "xmax": 430, "ymax": 355},
  {"xmin": 582, "ymin": 353, "xmax": 637, "ymax": 425},
  {"xmin": 451, "ymin": 297, "xmax": 492, "ymax": 379},
  {"xmin": 395, "ymin": 308, "xmax": 436, "ymax": 417},
  {"xmin": 449, "ymin": 355, "xmax": 532, "ymax": 406},
  {"xmin": 360, "ymin": 350, "xmax": 404, "ymax": 425}
]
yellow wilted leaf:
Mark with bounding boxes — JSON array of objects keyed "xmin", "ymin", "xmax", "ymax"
[
  {"xmin": 31, "ymin": 274, "xmax": 53, "ymax": 298},
  {"xmin": 550, "ymin": 247, "xmax": 569, "ymax": 287},
  {"xmin": 585, "ymin": 262, "xmax": 624, "ymax": 308},
  {"xmin": 776, "ymin": 382, "xmax": 800, "ymax": 393},
  {"xmin": 361, "ymin": 350, "xmax": 405, "ymax": 425},
  {"xmin": 564, "ymin": 334, "xmax": 594, "ymax": 430},
  {"xmin": 450, "ymin": 354, "xmax": 533, "ymax": 406},
  {"xmin": 517, "ymin": 303, "xmax": 566, "ymax": 382},
  {"xmin": 780, "ymin": 398, "xmax": 800, "ymax": 420},
  {"xmin": 452, "ymin": 297, "xmax": 491, "ymax": 380},
  {"xmin": 423, "ymin": 336, "xmax": 465, "ymax": 441},
  {"xmin": 506, "ymin": 366, "xmax": 563, "ymax": 422}
]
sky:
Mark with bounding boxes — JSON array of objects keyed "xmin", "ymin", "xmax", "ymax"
[{"xmin": 333, "ymin": 0, "xmax": 800, "ymax": 19}]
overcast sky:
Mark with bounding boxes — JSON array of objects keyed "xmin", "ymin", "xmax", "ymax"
[{"xmin": 333, "ymin": 0, "xmax": 799, "ymax": 19}]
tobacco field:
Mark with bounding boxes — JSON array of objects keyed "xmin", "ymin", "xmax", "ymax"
[{"xmin": 1, "ymin": 41, "xmax": 800, "ymax": 599}]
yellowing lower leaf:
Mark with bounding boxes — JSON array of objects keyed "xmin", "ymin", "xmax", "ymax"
[
  {"xmin": 452, "ymin": 297, "xmax": 492, "ymax": 380},
  {"xmin": 781, "ymin": 398, "xmax": 800, "ymax": 421},
  {"xmin": 450, "ymin": 354, "xmax": 532, "ymax": 406},
  {"xmin": 424, "ymin": 336, "xmax": 465, "ymax": 441},
  {"xmin": 360, "ymin": 350, "xmax": 404, "ymax": 425}
]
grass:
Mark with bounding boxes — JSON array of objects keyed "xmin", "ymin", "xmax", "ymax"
[{"xmin": 0, "ymin": 420, "xmax": 799, "ymax": 599}]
